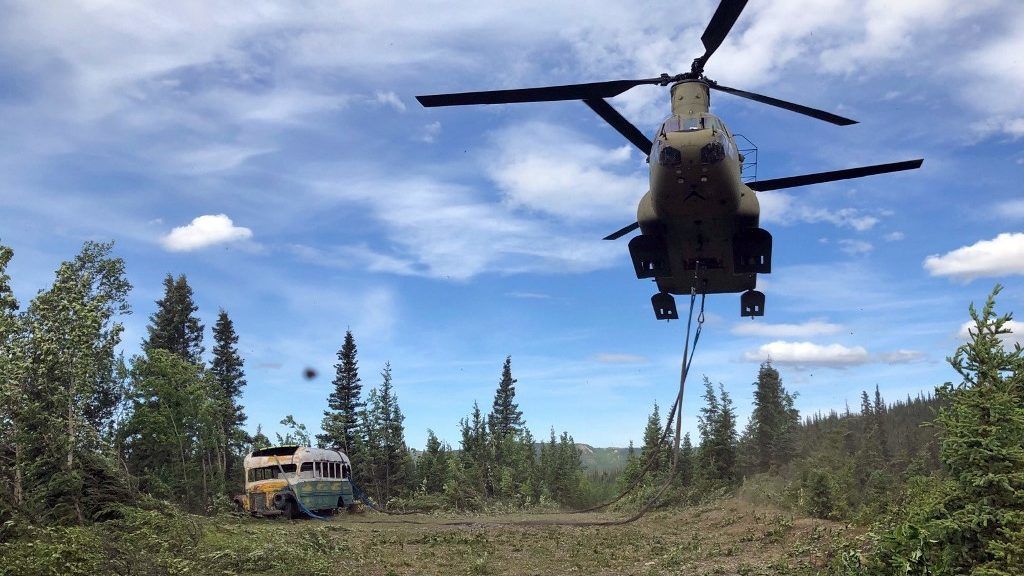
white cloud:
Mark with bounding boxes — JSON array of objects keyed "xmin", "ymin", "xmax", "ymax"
[
  {"xmin": 994, "ymin": 199, "xmax": 1024, "ymax": 219},
  {"xmin": 924, "ymin": 233, "xmax": 1024, "ymax": 280},
  {"xmin": 958, "ymin": 319, "xmax": 1024, "ymax": 348},
  {"xmin": 758, "ymin": 191, "xmax": 880, "ymax": 231},
  {"xmin": 878, "ymin": 350, "xmax": 926, "ymax": 364},
  {"xmin": 885, "ymin": 231, "xmax": 905, "ymax": 241},
  {"xmin": 839, "ymin": 239, "xmax": 874, "ymax": 255},
  {"xmin": 161, "ymin": 214, "xmax": 253, "ymax": 252},
  {"xmin": 374, "ymin": 91, "xmax": 406, "ymax": 112},
  {"xmin": 732, "ymin": 320, "xmax": 842, "ymax": 338},
  {"xmin": 305, "ymin": 172, "xmax": 620, "ymax": 280},
  {"xmin": 420, "ymin": 121, "xmax": 442, "ymax": 143},
  {"xmin": 744, "ymin": 340, "xmax": 870, "ymax": 367},
  {"xmin": 593, "ymin": 353, "xmax": 648, "ymax": 364},
  {"xmin": 486, "ymin": 122, "xmax": 646, "ymax": 222}
]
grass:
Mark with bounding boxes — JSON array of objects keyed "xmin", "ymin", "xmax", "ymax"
[
  {"xmin": 196, "ymin": 495, "xmax": 855, "ymax": 576},
  {"xmin": 1, "ymin": 495, "xmax": 856, "ymax": 575}
]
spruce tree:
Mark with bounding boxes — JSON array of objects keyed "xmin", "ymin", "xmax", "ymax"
[
  {"xmin": 143, "ymin": 274, "xmax": 204, "ymax": 364},
  {"xmin": 748, "ymin": 361, "xmax": 799, "ymax": 472},
  {"xmin": 210, "ymin": 309, "xmax": 246, "ymax": 484},
  {"xmin": 363, "ymin": 363, "xmax": 412, "ymax": 504},
  {"xmin": 679, "ymin": 433, "xmax": 694, "ymax": 487},
  {"xmin": 417, "ymin": 430, "xmax": 450, "ymax": 494},
  {"xmin": 872, "ymin": 287, "xmax": 1024, "ymax": 575},
  {"xmin": 458, "ymin": 401, "xmax": 490, "ymax": 498},
  {"xmin": 640, "ymin": 401, "xmax": 669, "ymax": 475},
  {"xmin": 318, "ymin": 330, "xmax": 363, "ymax": 455},
  {"xmin": 698, "ymin": 378, "xmax": 738, "ymax": 486},
  {"xmin": 488, "ymin": 356, "xmax": 524, "ymax": 440}
]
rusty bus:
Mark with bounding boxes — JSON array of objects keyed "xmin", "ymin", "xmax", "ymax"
[{"xmin": 234, "ymin": 445, "xmax": 356, "ymax": 518}]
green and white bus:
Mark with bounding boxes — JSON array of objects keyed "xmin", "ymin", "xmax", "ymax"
[{"xmin": 234, "ymin": 445, "xmax": 356, "ymax": 518}]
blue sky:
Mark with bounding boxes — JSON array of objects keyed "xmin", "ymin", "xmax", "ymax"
[{"xmin": 2, "ymin": 0, "xmax": 1023, "ymax": 449}]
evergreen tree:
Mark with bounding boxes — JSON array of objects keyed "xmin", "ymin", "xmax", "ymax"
[
  {"xmin": 318, "ymin": 330, "xmax": 363, "ymax": 456},
  {"xmin": 458, "ymin": 401, "xmax": 490, "ymax": 498},
  {"xmin": 488, "ymin": 356, "xmax": 524, "ymax": 440},
  {"xmin": 679, "ymin": 433, "xmax": 694, "ymax": 487},
  {"xmin": 746, "ymin": 361, "xmax": 799, "ymax": 473},
  {"xmin": 417, "ymin": 429, "xmax": 450, "ymax": 494},
  {"xmin": 209, "ymin": 309, "xmax": 246, "ymax": 485},
  {"xmin": 640, "ymin": 401, "xmax": 669, "ymax": 475},
  {"xmin": 697, "ymin": 377, "xmax": 738, "ymax": 486},
  {"xmin": 143, "ymin": 274, "xmax": 204, "ymax": 364},
  {"xmin": 872, "ymin": 287, "xmax": 1024, "ymax": 575},
  {"xmin": 362, "ymin": 363, "xmax": 412, "ymax": 504}
]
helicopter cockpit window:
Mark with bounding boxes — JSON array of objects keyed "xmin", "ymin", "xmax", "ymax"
[
  {"xmin": 660, "ymin": 116, "xmax": 682, "ymax": 134},
  {"xmin": 681, "ymin": 117, "xmax": 705, "ymax": 131}
]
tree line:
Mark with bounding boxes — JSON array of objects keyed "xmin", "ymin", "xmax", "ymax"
[{"xmin": 0, "ymin": 240, "xmax": 595, "ymax": 523}]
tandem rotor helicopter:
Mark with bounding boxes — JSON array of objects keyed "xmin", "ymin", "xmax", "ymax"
[{"xmin": 417, "ymin": 0, "xmax": 922, "ymax": 320}]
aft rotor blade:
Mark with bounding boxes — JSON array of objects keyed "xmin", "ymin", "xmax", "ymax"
[
  {"xmin": 710, "ymin": 82, "xmax": 857, "ymax": 126},
  {"xmin": 603, "ymin": 222, "xmax": 640, "ymax": 241},
  {"xmin": 747, "ymin": 159, "xmax": 924, "ymax": 192},
  {"xmin": 692, "ymin": 0, "xmax": 749, "ymax": 73},
  {"xmin": 583, "ymin": 98, "xmax": 653, "ymax": 155},
  {"xmin": 416, "ymin": 78, "xmax": 665, "ymax": 107}
]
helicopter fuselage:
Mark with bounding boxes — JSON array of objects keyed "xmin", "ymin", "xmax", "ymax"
[{"xmin": 634, "ymin": 80, "xmax": 761, "ymax": 297}]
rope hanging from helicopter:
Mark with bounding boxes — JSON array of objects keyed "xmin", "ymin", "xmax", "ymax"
[{"xmin": 355, "ymin": 264, "xmax": 709, "ymax": 528}]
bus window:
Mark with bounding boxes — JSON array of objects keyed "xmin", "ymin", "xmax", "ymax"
[{"xmin": 300, "ymin": 462, "xmax": 313, "ymax": 479}]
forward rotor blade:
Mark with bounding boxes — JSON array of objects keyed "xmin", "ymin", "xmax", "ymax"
[
  {"xmin": 603, "ymin": 222, "xmax": 640, "ymax": 241},
  {"xmin": 695, "ymin": 0, "xmax": 749, "ymax": 71},
  {"xmin": 583, "ymin": 98, "xmax": 653, "ymax": 155},
  {"xmin": 416, "ymin": 78, "xmax": 665, "ymax": 108},
  {"xmin": 710, "ymin": 82, "xmax": 857, "ymax": 126},
  {"xmin": 747, "ymin": 159, "xmax": 924, "ymax": 192}
]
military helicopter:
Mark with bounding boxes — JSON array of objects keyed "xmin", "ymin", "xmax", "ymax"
[{"xmin": 417, "ymin": 0, "xmax": 922, "ymax": 320}]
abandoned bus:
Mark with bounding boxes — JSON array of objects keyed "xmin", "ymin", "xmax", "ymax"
[{"xmin": 234, "ymin": 445, "xmax": 355, "ymax": 518}]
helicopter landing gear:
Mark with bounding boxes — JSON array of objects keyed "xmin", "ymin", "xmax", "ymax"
[
  {"xmin": 741, "ymin": 290, "xmax": 765, "ymax": 317},
  {"xmin": 652, "ymin": 292, "xmax": 679, "ymax": 320},
  {"xmin": 629, "ymin": 235, "xmax": 671, "ymax": 279},
  {"xmin": 733, "ymin": 228, "xmax": 772, "ymax": 274}
]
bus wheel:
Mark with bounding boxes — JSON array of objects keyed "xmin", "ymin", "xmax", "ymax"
[{"xmin": 281, "ymin": 499, "xmax": 296, "ymax": 520}]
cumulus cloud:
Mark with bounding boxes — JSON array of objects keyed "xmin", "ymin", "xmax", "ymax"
[
  {"xmin": 923, "ymin": 233, "xmax": 1024, "ymax": 280},
  {"xmin": 486, "ymin": 122, "xmax": 646, "ymax": 222},
  {"xmin": 758, "ymin": 191, "xmax": 881, "ymax": 231},
  {"xmin": 744, "ymin": 341, "xmax": 870, "ymax": 367},
  {"xmin": 732, "ymin": 320, "xmax": 842, "ymax": 338},
  {"xmin": 161, "ymin": 214, "xmax": 253, "ymax": 252}
]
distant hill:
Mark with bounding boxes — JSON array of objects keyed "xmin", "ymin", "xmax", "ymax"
[
  {"xmin": 412, "ymin": 443, "xmax": 630, "ymax": 474},
  {"xmin": 576, "ymin": 444, "xmax": 630, "ymax": 474}
]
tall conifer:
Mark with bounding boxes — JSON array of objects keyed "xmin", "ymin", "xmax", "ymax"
[
  {"xmin": 143, "ymin": 274, "xmax": 204, "ymax": 364},
  {"xmin": 318, "ymin": 330, "xmax": 363, "ymax": 455},
  {"xmin": 210, "ymin": 309, "xmax": 246, "ymax": 482}
]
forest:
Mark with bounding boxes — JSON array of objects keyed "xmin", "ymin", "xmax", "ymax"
[{"xmin": 1, "ymin": 240, "xmax": 1022, "ymax": 575}]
